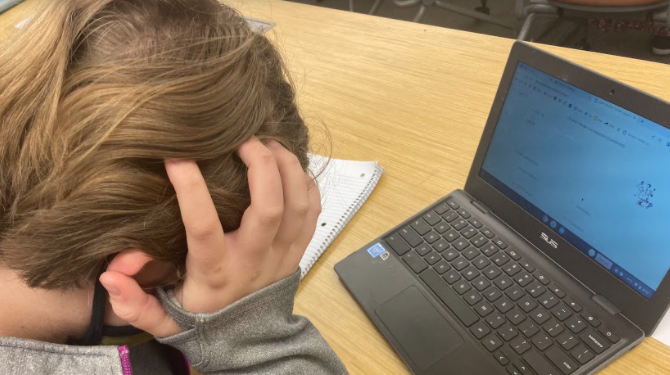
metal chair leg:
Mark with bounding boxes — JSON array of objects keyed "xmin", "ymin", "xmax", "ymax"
[
  {"xmin": 369, "ymin": 0, "xmax": 384, "ymax": 15},
  {"xmin": 413, "ymin": 4, "xmax": 427, "ymax": 23},
  {"xmin": 349, "ymin": 0, "xmax": 354, "ymax": 12}
]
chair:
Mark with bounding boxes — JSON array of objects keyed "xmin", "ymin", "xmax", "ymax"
[
  {"xmin": 517, "ymin": 0, "xmax": 670, "ymax": 43},
  {"xmin": 369, "ymin": 0, "xmax": 517, "ymax": 29}
]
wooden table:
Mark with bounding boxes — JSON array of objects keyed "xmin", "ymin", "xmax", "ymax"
[{"xmin": 3, "ymin": 0, "xmax": 670, "ymax": 373}]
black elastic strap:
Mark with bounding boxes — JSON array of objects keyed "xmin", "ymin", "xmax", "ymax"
[{"xmin": 66, "ymin": 267, "xmax": 108, "ymax": 346}]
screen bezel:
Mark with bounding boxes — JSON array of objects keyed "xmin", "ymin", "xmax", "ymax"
[{"xmin": 465, "ymin": 41, "xmax": 670, "ymax": 335}]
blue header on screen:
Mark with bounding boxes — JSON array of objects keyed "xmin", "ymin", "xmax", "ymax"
[{"xmin": 480, "ymin": 62, "xmax": 670, "ymax": 299}]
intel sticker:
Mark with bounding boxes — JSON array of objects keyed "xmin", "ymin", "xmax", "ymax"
[{"xmin": 367, "ymin": 243, "xmax": 387, "ymax": 258}]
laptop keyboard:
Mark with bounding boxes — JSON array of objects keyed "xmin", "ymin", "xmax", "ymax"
[{"xmin": 384, "ymin": 199, "xmax": 621, "ymax": 375}]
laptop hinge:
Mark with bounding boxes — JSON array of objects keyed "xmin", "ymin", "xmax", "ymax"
[
  {"xmin": 471, "ymin": 200, "xmax": 491, "ymax": 214},
  {"xmin": 592, "ymin": 295, "xmax": 621, "ymax": 315}
]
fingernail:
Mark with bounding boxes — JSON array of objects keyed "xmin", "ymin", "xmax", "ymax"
[
  {"xmin": 100, "ymin": 277, "xmax": 120, "ymax": 298},
  {"xmin": 267, "ymin": 140, "xmax": 281, "ymax": 149}
]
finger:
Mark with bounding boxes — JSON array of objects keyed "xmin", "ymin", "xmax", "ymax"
[
  {"xmin": 100, "ymin": 271, "xmax": 181, "ymax": 338},
  {"xmin": 267, "ymin": 140, "xmax": 309, "ymax": 248},
  {"xmin": 165, "ymin": 160, "xmax": 226, "ymax": 269},
  {"xmin": 282, "ymin": 177, "xmax": 321, "ymax": 273},
  {"xmin": 236, "ymin": 138, "xmax": 284, "ymax": 249}
]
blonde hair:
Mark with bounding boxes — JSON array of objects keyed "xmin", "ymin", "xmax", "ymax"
[{"xmin": 0, "ymin": 0, "xmax": 308, "ymax": 289}]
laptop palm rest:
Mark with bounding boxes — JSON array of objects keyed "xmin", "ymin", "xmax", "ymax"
[{"xmin": 375, "ymin": 286, "xmax": 464, "ymax": 369}]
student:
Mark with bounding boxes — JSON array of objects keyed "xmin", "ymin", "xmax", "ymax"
[{"xmin": 0, "ymin": 0, "xmax": 347, "ymax": 374}]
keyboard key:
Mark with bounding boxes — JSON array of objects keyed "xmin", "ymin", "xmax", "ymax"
[
  {"xmin": 510, "ymin": 336, "xmax": 532, "ymax": 355},
  {"xmin": 470, "ymin": 320, "xmax": 491, "ymax": 339},
  {"xmin": 494, "ymin": 297, "xmax": 514, "ymax": 314},
  {"xmin": 482, "ymin": 333, "xmax": 503, "ymax": 352},
  {"xmin": 482, "ymin": 267, "xmax": 501, "ymax": 282},
  {"xmin": 402, "ymin": 251, "xmax": 427, "ymax": 273},
  {"xmin": 434, "ymin": 203, "xmax": 450, "ymax": 215},
  {"xmin": 518, "ymin": 295, "xmax": 538, "ymax": 313},
  {"xmin": 534, "ymin": 271, "xmax": 551, "ymax": 285},
  {"xmin": 543, "ymin": 318, "xmax": 565, "ymax": 337},
  {"xmin": 494, "ymin": 350, "xmax": 510, "ymax": 366},
  {"xmin": 519, "ymin": 258, "xmax": 536, "ymax": 272},
  {"xmin": 463, "ymin": 290, "xmax": 483, "ymax": 306},
  {"xmin": 483, "ymin": 287, "xmax": 503, "ymax": 302},
  {"xmin": 524, "ymin": 349, "xmax": 559, "ymax": 375},
  {"xmin": 432, "ymin": 238, "xmax": 450, "ymax": 253},
  {"xmin": 498, "ymin": 323, "xmax": 519, "ymax": 341},
  {"xmin": 515, "ymin": 272, "xmax": 534, "ymax": 287},
  {"xmin": 461, "ymin": 226, "xmax": 477, "ymax": 239},
  {"xmin": 519, "ymin": 320, "xmax": 540, "ymax": 338},
  {"xmin": 492, "ymin": 237, "xmax": 508, "ymax": 249},
  {"xmin": 549, "ymin": 283, "xmax": 566, "ymax": 298},
  {"xmin": 469, "ymin": 218, "xmax": 483, "ymax": 228},
  {"xmin": 423, "ymin": 251, "xmax": 441, "ymax": 265},
  {"xmin": 420, "ymin": 269, "xmax": 478, "ymax": 326},
  {"xmin": 565, "ymin": 315, "xmax": 587, "ymax": 334},
  {"xmin": 481, "ymin": 227, "xmax": 495, "ymax": 239},
  {"xmin": 443, "ymin": 211, "xmax": 459, "ymax": 222},
  {"xmin": 422, "ymin": 212, "xmax": 441, "ymax": 226},
  {"xmin": 446, "ymin": 199, "xmax": 460, "ymax": 210},
  {"xmin": 507, "ymin": 366, "xmax": 521, "ymax": 375},
  {"xmin": 424, "ymin": 231, "xmax": 440, "ymax": 244},
  {"xmin": 492, "ymin": 252, "xmax": 511, "ymax": 267},
  {"xmin": 546, "ymin": 346, "xmax": 578, "ymax": 375},
  {"xmin": 465, "ymin": 274, "xmax": 488, "ymax": 291},
  {"xmin": 503, "ymin": 262, "xmax": 521, "ymax": 276},
  {"xmin": 506, "ymin": 248, "xmax": 522, "ymax": 261},
  {"xmin": 505, "ymin": 285, "xmax": 526, "ymax": 301},
  {"xmin": 399, "ymin": 226, "xmax": 422, "ymax": 247},
  {"xmin": 494, "ymin": 275, "xmax": 513, "ymax": 290},
  {"xmin": 570, "ymin": 344, "xmax": 594, "ymax": 365},
  {"xmin": 475, "ymin": 301, "xmax": 494, "ymax": 317},
  {"xmin": 580, "ymin": 329, "xmax": 610, "ymax": 354},
  {"xmin": 506, "ymin": 308, "xmax": 526, "ymax": 325},
  {"xmin": 453, "ymin": 238, "xmax": 469, "ymax": 251},
  {"xmin": 385, "ymin": 234, "xmax": 410, "ymax": 255},
  {"xmin": 531, "ymin": 332, "xmax": 553, "ymax": 351},
  {"xmin": 485, "ymin": 312, "xmax": 506, "ymax": 328},
  {"xmin": 539, "ymin": 291, "xmax": 559, "ymax": 309},
  {"xmin": 453, "ymin": 280, "xmax": 472, "ymax": 295},
  {"xmin": 443, "ymin": 269, "xmax": 461, "ymax": 284},
  {"xmin": 453, "ymin": 218, "xmax": 468, "ymax": 231},
  {"xmin": 442, "ymin": 249, "xmax": 459, "ymax": 262},
  {"xmin": 473, "ymin": 255, "xmax": 492, "ymax": 270},
  {"xmin": 433, "ymin": 260, "xmax": 451, "ymax": 274},
  {"xmin": 462, "ymin": 266, "xmax": 480, "ymax": 281},
  {"xmin": 434, "ymin": 222, "xmax": 450, "ymax": 234},
  {"xmin": 598, "ymin": 326, "xmax": 620, "ymax": 344},
  {"xmin": 411, "ymin": 219, "xmax": 431, "ymax": 235},
  {"xmin": 482, "ymin": 243, "xmax": 499, "ymax": 257},
  {"xmin": 416, "ymin": 243, "xmax": 432, "ymax": 256},
  {"xmin": 444, "ymin": 229, "xmax": 460, "ymax": 242},
  {"xmin": 463, "ymin": 247, "xmax": 481, "ymax": 260},
  {"xmin": 452, "ymin": 257, "xmax": 469, "ymax": 271},
  {"xmin": 530, "ymin": 307, "xmax": 550, "ymax": 325},
  {"xmin": 564, "ymin": 297, "xmax": 582, "ymax": 312},
  {"xmin": 551, "ymin": 304, "xmax": 573, "ymax": 321},
  {"xmin": 527, "ymin": 282, "xmax": 546, "ymax": 298},
  {"xmin": 581, "ymin": 311, "xmax": 600, "ymax": 327},
  {"xmin": 512, "ymin": 359, "xmax": 533, "ymax": 375},
  {"xmin": 471, "ymin": 234, "xmax": 488, "ymax": 248},
  {"xmin": 557, "ymin": 331, "xmax": 579, "ymax": 351},
  {"xmin": 457, "ymin": 208, "xmax": 471, "ymax": 219}
]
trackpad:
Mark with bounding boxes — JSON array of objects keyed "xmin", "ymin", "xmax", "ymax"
[{"xmin": 375, "ymin": 286, "xmax": 464, "ymax": 369}]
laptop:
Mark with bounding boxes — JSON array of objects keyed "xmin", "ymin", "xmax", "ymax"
[{"xmin": 335, "ymin": 41, "xmax": 670, "ymax": 375}]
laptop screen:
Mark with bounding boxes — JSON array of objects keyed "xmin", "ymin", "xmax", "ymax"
[{"xmin": 480, "ymin": 62, "xmax": 670, "ymax": 299}]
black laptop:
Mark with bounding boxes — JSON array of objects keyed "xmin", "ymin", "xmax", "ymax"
[{"xmin": 335, "ymin": 42, "xmax": 670, "ymax": 375}]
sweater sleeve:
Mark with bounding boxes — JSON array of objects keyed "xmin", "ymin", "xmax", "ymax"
[{"xmin": 155, "ymin": 270, "xmax": 348, "ymax": 375}]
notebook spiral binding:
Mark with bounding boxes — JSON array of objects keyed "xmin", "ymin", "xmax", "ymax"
[{"xmin": 300, "ymin": 166, "xmax": 384, "ymax": 279}]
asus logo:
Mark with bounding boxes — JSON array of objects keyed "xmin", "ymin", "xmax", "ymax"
[{"xmin": 541, "ymin": 232, "xmax": 559, "ymax": 249}]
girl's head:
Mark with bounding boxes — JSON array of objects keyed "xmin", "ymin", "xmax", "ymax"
[{"xmin": 0, "ymin": 0, "xmax": 308, "ymax": 289}]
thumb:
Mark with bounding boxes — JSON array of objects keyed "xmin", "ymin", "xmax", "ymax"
[{"xmin": 100, "ymin": 271, "xmax": 181, "ymax": 338}]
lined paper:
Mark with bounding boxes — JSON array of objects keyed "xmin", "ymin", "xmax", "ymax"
[{"xmin": 299, "ymin": 154, "xmax": 383, "ymax": 278}]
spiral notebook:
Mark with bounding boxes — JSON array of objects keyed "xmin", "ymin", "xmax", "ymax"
[{"xmin": 300, "ymin": 154, "xmax": 383, "ymax": 278}]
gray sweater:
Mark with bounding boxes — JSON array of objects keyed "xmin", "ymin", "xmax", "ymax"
[{"xmin": 0, "ymin": 271, "xmax": 347, "ymax": 374}]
